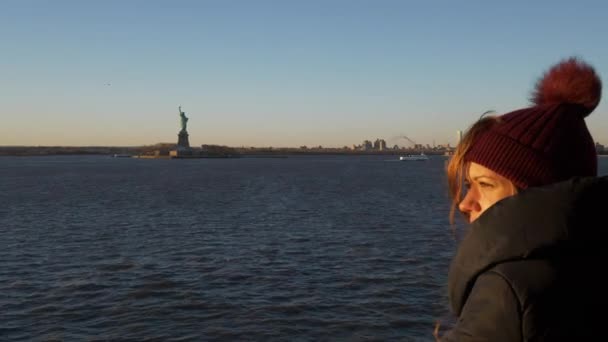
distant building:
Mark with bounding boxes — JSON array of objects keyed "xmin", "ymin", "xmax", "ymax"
[
  {"xmin": 457, "ymin": 130, "xmax": 463, "ymax": 145},
  {"xmin": 373, "ymin": 139, "xmax": 387, "ymax": 151}
]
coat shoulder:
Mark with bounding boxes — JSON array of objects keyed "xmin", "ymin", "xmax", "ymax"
[
  {"xmin": 491, "ymin": 259, "xmax": 558, "ymax": 309},
  {"xmin": 491, "ymin": 258, "xmax": 606, "ymax": 339}
]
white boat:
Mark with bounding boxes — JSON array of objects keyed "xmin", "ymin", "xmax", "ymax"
[{"xmin": 399, "ymin": 153, "xmax": 429, "ymax": 161}]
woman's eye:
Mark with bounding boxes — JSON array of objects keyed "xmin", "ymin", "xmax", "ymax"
[{"xmin": 479, "ymin": 182, "xmax": 493, "ymax": 188}]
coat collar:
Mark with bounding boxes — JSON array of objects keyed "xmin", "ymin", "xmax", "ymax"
[{"xmin": 448, "ymin": 176, "xmax": 607, "ymax": 315}]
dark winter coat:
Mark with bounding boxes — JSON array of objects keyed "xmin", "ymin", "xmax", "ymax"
[{"xmin": 441, "ymin": 176, "xmax": 608, "ymax": 341}]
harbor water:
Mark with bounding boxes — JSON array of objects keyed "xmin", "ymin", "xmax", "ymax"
[{"xmin": 2, "ymin": 155, "xmax": 607, "ymax": 341}]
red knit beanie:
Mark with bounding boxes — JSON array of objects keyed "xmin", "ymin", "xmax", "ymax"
[{"xmin": 465, "ymin": 57, "xmax": 602, "ymax": 189}]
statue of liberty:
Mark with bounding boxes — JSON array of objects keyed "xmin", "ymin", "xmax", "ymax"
[{"xmin": 178, "ymin": 106, "xmax": 189, "ymax": 133}]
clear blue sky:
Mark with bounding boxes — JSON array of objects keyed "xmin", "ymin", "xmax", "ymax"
[{"xmin": 2, "ymin": 0, "xmax": 608, "ymax": 147}]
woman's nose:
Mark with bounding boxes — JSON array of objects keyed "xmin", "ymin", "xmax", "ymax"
[{"xmin": 459, "ymin": 191, "xmax": 480, "ymax": 216}]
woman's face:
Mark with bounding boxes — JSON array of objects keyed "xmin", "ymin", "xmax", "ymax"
[{"xmin": 459, "ymin": 162, "xmax": 517, "ymax": 223}]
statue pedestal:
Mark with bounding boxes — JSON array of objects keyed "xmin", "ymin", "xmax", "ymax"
[
  {"xmin": 171, "ymin": 130, "xmax": 195, "ymax": 158},
  {"xmin": 177, "ymin": 131, "xmax": 190, "ymax": 149}
]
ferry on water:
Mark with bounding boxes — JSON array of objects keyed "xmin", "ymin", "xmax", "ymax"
[{"xmin": 399, "ymin": 153, "xmax": 429, "ymax": 161}]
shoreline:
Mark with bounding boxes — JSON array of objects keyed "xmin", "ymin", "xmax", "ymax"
[{"xmin": 2, "ymin": 146, "xmax": 607, "ymax": 158}]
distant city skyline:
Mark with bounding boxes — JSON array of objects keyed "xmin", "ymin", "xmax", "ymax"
[{"xmin": 2, "ymin": 1, "xmax": 608, "ymax": 147}]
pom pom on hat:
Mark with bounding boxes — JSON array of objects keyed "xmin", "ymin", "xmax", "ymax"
[{"xmin": 530, "ymin": 57, "xmax": 602, "ymax": 117}]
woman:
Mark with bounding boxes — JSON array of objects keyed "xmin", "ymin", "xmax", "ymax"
[{"xmin": 439, "ymin": 57, "xmax": 607, "ymax": 341}]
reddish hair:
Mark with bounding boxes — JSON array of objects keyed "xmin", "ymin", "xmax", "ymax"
[{"xmin": 446, "ymin": 116, "xmax": 501, "ymax": 224}]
